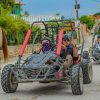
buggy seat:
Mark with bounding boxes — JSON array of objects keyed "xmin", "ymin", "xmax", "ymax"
[{"xmin": 23, "ymin": 51, "xmax": 56, "ymax": 68}]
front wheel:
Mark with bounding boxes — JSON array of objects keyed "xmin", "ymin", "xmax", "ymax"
[
  {"xmin": 1, "ymin": 64, "xmax": 18, "ymax": 93},
  {"xmin": 71, "ymin": 63, "xmax": 83, "ymax": 95}
]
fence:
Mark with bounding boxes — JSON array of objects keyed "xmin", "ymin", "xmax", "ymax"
[{"xmin": 11, "ymin": 14, "xmax": 62, "ymax": 24}]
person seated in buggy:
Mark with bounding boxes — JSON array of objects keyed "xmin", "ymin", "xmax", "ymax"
[
  {"xmin": 94, "ymin": 35, "xmax": 100, "ymax": 50},
  {"xmin": 60, "ymin": 34, "xmax": 80, "ymax": 76},
  {"xmin": 34, "ymin": 37, "xmax": 53, "ymax": 54}
]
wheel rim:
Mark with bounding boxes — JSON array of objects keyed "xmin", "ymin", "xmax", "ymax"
[
  {"xmin": 79, "ymin": 67, "xmax": 83, "ymax": 92},
  {"xmin": 10, "ymin": 71, "xmax": 18, "ymax": 90},
  {"xmin": 88, "ymin": 63, "xmax": 93, "ymax": 82}
]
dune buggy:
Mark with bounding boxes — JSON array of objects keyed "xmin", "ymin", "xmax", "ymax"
[
  {"xmin": 89, "ymin": 26, "xmax": 100, "ymax": 62},
  {"xmin": 1, "ymin": 20, "xmax": 93, "ymax": 95}
]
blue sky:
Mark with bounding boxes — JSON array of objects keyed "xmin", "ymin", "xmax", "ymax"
[{"xmin": 22, "ymin": 0, "xmax": 100, "ymax": 18}]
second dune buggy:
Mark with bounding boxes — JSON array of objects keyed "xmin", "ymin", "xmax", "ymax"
[{"xmin": 89, "ymin": 26, "xmax": 100, "ymax": 62}]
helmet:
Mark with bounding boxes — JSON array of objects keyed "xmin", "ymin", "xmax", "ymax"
[
  {"xmin": 62, "ymin": 34, "xmax": 72, "ymax": 41},
  {"xmin": 97, "ymin": 35, "xmax": 100, "ymax": 38},
  {"xmin": 42, "ymin": 36, "xmax": 51, "ymax": 42}
]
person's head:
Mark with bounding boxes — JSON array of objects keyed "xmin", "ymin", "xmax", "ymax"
[
  {"xmin": 97, "ymin": 35, "xmax": 100, "ymax": 43},
  {"xmin": 62, "ymin": 34, "xmax": 72, "ymax": 46},
  {"xmin": 41, "ymin": 37, "xmax": 51, "ymax": 53}
]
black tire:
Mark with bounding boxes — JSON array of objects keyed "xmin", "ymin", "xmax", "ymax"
[
  {"xmin": 71, "ymin": 63, "xmax": 83, "ymax": 95},
  {"xmin": 83, "ymin": 51, "xmax": 90, "ymax": 59},
  {"xmin": 81, "ymin": 60, "xmax": 93, "ymax": 84},
  {"xmin": 1, "ymin": 64, "xmax": 18, "ymax": 93}
]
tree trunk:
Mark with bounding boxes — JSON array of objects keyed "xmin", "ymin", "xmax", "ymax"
[{"xmin": 0, "ymin": 28, "xmax": 2, "ymax": 48}]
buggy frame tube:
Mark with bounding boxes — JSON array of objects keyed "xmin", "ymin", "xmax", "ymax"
[
  {"xmin": 19, "ymin": 29, "xmax": 32, "ymax": 57},
  {"xmin": 80, "ymin": 28, "xmax": 84, "ymax": 61},
  {"xmin": 92, "ymin": 28, "xmax": 97, "ymax": 49},
  {"xmin": 32, "ymin": 32, "xmax": 39, "ymax": 53},
  {"xmin": 56, "ymin": 29, "xmax": 64, "ymax": 56},
  {"xmin": 30, "ymin": 20, "xmax": 63, "ymax": 29}
]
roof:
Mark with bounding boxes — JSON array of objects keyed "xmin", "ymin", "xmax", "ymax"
[{"xmin": 96, "ymin": 16, "xmax": 100, "ymax": 19}]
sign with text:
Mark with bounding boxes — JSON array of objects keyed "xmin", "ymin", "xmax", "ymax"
[{"xmin": 64, "ymin": 22, "xmax": 75, "ymax": 31}]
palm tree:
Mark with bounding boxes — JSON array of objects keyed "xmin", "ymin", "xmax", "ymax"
[
  {"xmin": 0, "ymin": 0, "xmax": 14, "ymax": 8},
  {"xmin": 24, "ymin": 11, "xmax": 30, "ymax": 17},
  {"xmin": 0, "ymin": 28, "xmax": 8, "ymax": 61}
]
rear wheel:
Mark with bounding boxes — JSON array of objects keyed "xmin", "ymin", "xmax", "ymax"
[
  {"xmin": 1, "ymin": 64, "xmax": 18, "ymax": 93},
  {"xmin": 83, "ymin": 51, "xmax": 90, "ymax": 59},
  {"xmin": 82, "ymin": 60, "xmax": 93, "ymax": 84},
  {"xmin": 71, "ymin": 63, "xmax": 83, "ymax": 95}
]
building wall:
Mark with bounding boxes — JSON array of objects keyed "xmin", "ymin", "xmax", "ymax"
[{"xmin": 80, "ymin": 23, "xmax": 87, "ymax": 35}]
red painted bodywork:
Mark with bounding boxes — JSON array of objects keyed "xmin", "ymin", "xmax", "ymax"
[
  {"xmin": 19, "ymin": 29, "xmax": 32, "ymax": 56},
  {"xmin": 56, "ymin": 29, "xmax": 64, "ymax": 56}
]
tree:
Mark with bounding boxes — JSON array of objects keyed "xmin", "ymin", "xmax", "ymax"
[
  {"xmin": 24, "ymin": 11, "xmax": 29, "ymax": 17},
  {"xmin": 0, "ymin": 5, "xmax": 41, "ymax": 45},
  {"xmin": 0, "ymin": 6, "xmax": 17, "ymax": 32},
  {"xmin": 94, "ymin": 12, "xmax": 100, "ymax": 17},
  {"xmin": 80, "ymin": 15, "xmax": 95, "ymax": 30},
  {"xmin": 0, "ymin": 0, "xmax": 14, "ymax": 8}
]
